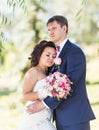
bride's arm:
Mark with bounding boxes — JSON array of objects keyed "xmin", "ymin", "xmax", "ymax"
[{"xmin": 21, "ymin": 69, "xmax": 39, "ymax": 102}]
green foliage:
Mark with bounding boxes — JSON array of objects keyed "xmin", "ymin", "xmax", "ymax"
[
  {"xmin": 7, "ymin": 0, "xmax": 27, "ymax": 13},
  {"xmin": 0, "ymin": 13, "xmax": 11, "ymax": 25},
  {"xmin": 0, "ymin": 41, "xmax": 4, "ymax": 65},
  {"xmin": 0, "ymin": 40, "xmax": 3, "ymax": 53},
  {"xmin": 76, "ymin": 0, "xmax": 88, "ymax": 21},
  {"xmin": 0, "ymin": 0, "xmax": 28, "ymax": 47}
]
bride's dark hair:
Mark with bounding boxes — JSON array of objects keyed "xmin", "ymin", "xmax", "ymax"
[{"xmin": 28, "ymin": 40, "xmax": 56, "ymax": 68}]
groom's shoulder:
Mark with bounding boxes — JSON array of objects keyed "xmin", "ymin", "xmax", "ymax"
[
  {"xmin": 68, "ymin": 39, "xmax": 83, "ymax": 51},
  {"xmin": 67, "ymin": 39, "xmax": 85, "ymax": 55}
]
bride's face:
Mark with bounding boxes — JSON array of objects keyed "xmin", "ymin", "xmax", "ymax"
[{"xmin": 39, "ymin": 47, "xmax": 56, "ymax": 67}]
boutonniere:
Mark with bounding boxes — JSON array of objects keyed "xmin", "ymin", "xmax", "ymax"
[{"xmin": 54, "ymin": 57, "xmax": 62, "ymax": 71}]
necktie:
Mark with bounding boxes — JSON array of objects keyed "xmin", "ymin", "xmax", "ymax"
[{"xmin": 56, "ymin": 46, "xmax": 60, "ymax": 52}]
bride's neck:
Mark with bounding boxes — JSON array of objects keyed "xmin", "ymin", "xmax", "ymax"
[{"xmin": 37, "ymin": 64, "xmax": 47, "ymax": 74}]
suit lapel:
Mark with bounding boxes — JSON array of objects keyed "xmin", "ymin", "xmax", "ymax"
[
  {"xmin": 59, "ymin": 39, "xmax": 70, "ymax": 58},
  {"xmin": 50, "ymin": 40, "xmax": 71, "ymax": 73}
]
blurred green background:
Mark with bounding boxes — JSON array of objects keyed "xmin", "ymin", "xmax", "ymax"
[{"xmin": 0, "ymin": 0, "xmax": 99, "ymax": 130}]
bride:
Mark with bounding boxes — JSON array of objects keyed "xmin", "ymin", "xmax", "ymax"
[{"xmin": 15, "ymin": 40, "xmax": 57, "ymax": 130}]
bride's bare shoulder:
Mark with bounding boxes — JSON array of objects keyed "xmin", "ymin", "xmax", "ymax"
[
  {"xmin": 28, "ymin": 67, "xmax": 38, "ymax": 74},
  {"xmin": 24, "ymin": 67, "xmax": 46, "ymax": 81},
  {"xmin": 24, "ymin": 67, "xmax": 38, "ymax": 79}
]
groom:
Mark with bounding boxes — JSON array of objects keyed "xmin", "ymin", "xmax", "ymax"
[{"xmin": 27, "ymin": 15, "xmax": 95, "ymax": 130}]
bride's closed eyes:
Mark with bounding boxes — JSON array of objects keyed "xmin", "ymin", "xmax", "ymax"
[
  {"xmin": 42, "ymin": 47, "xmax": 56, "ymax": 59},
  {"xmin": 46, "ymin": 54, "xmax": 56, "ymax": 59}
]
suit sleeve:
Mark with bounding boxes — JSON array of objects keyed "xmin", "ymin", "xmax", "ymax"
[{"xmin": 66, "ymin": 47, "xmax": 86, "ymax": 92}]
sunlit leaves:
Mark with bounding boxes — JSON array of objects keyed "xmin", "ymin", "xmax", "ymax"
[
  {"xmin": 76, "ymin": 0, "xmax": 88, "ymax": 22},
  {"xmin": 0, "ymin": 13, "xmax": 11, "ymax": 25},
  {"xmin": 0, "ymin": 32, "xmax": 7, "ymax": 43},
  {"xmin": 7, "ymin": 0, "xmax": 27, "ymax": 13},
  {"xmin": 81, "ymin": 0, "xmax": 88, "ymax": 5},
  {"xmin": 0, "ymin": 0, "xmax": 28, "ymax": 46}
]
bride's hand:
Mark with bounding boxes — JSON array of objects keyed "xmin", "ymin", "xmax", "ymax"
[{"xmin": 26, "ymin": 100, "xmax": 45, "ymax": 114}]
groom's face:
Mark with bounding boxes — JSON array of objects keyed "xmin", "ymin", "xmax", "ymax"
[{"xmin": 47, "ymin": 20, "xmax": 67, "ymax": 45}]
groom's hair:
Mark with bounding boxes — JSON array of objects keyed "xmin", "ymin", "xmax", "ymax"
[{"xmin": 47, "ymin": 15, "xmax": 68, "ymax": 33}]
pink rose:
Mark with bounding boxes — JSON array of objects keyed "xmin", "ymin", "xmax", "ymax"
[{"xmin": 54, "ymin": 58, "xmax": 62, "ymax": 65}]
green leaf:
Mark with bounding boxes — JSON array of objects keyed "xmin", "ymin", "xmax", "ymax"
[
  {"xmin": 19, "ymin": 0, "xmax": 24, "ymax": 6},
  {"xmin": 76, "ymin": 8, "xmax": 83, "ymax": 17},
  {"xmin": 0, "ymin": 13, "xmax": 11, "ymax": 25},
  {"xmin": 0, "ymin": 32, "xmax": 7, "ymax": 43},
  {"xmin": 81, "ymin": 0, "xmax": 88, "ymax": 6}
]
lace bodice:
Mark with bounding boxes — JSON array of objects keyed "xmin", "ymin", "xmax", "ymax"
[
  {"xmin": 25, "ymin": 78, "xmax": 46, "ymax": 106},
  {"xmin": 33, "ymin": 78, "xmax": 46, "ymax": 92},
  {"xmin": 23, "ymin": 78, "xmax": 52, "ymax": 125}
]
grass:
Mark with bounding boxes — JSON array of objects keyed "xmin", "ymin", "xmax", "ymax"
[
  {"xmin": 87, "ymin": 85, "xmax": 99, "ymax": 130},
  {"xmin": 0, "ymin": 91, "xmax": 24, "ymax": 130}
]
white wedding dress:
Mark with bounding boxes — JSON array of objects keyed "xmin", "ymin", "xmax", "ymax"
[{"xmin": 15, "ymin": 78, "xmax": 57, "ymax": 130}]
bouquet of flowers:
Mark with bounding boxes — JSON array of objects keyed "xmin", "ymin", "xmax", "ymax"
[
  {"xmin": 38, "ymin": 57, "xmax": 72, "ymax": 100},
  {"xmin": 46, "ymin": 71, "xmax": 72, "ymax": 99}
]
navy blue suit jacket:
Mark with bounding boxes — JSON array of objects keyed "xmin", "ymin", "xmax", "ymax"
[{"xmin": 44, "ymin": 40, "xmax": 95, "ymax": 127}]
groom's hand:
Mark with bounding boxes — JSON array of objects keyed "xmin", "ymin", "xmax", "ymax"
[{"xmin": 26, "ymin": 100, "xmax": 45, "ymax": 114}]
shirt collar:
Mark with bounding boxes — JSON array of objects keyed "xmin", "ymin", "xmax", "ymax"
[{"xmin": 58, "ymin": 38, "xmax": 68, "ymax": 52}]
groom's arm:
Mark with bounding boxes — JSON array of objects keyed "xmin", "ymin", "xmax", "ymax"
[
  {"xmin": 26, "ymin": 97, "xmax": 63, "ymax": 114},
  {"xmin": 44, "ymin": 96, "xmax": 62, "ymax": 110},
  {"xmin": 26, "ymin": 100, "xmax": 46, "ymax": 114}
]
